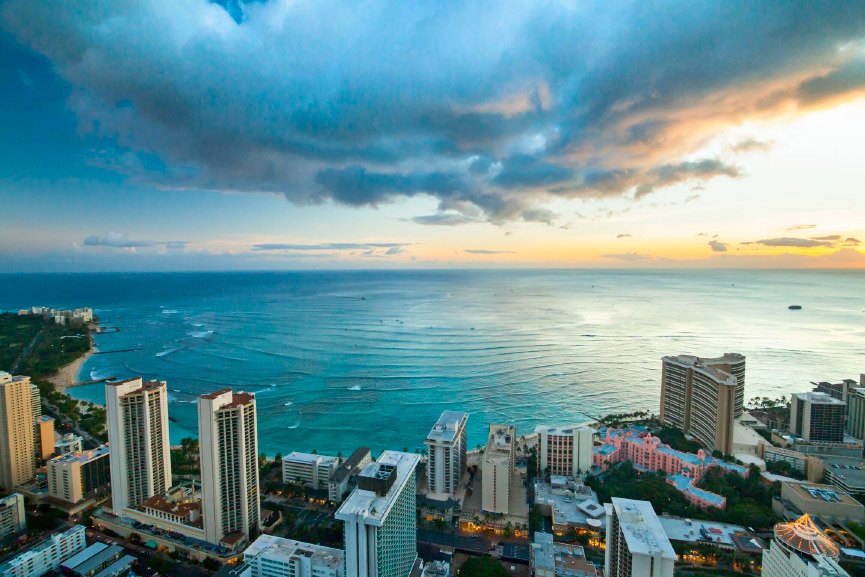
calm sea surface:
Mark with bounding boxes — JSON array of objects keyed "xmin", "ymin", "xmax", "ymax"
[{"xmin": 1, "ymin": 270, "xmax": 863, "ymax": 455}]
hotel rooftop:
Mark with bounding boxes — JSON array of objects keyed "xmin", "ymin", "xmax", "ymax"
[
  {"xmin": 426, "ymin": 411, "xmax": 467, "ymax": 443},
  {"xmin": 335, "ymin": 451, "xmax": 420, "ymax": 526},
  {"xmin": 609, "ymin": 498, "xmax": 677, "ymax": 560},
  {"xmin": 243, "ymin": 535, "xmax": 343, "ymax": 572},
  {"xmin": 283, "ymin": 451, "xmax": 339, "ymax": 465},
  {"xmin": 50, "ymin": 444, "xmax": 110, "ymax": 465},
  {"xmin": 484, "ymin": 424, "xmax": 514, "ymax": 464}
]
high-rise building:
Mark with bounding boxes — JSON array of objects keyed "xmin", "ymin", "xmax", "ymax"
[
  {"xmin": 36, "ymin": 416, "xmax": 55, "ymax": 461},
  {"xmin": 814, "ymin": 379, "xmax": 859, "ymax": 404},
  {"xmin": 47, "ymin": 445, "xmax": 111, "ymax": 504},
  {"xmin": 336, "ymin": 451, "xmax": 420, "ymax": 577},
  {"xmin": 199, "ymin": 389, "xmax": 260, "ymax": 546},
  {"xmin": 0, "ymin": 525, "xmax": 86, "ymax": 577},
  {"xmin": 105, "ymin": 378, "xmax": 172, "ymax": 513},
  {"xmin": 659, "ymin": 353, "xmax": 745, "ymax": 455},
  {"xmin": 30, "ymin": 382, "xmax": 40, "ymax": 420},
  {"xmin": 0, "ymin": 372, "xmax": 36, "ymax": 489},
  {"xmin": 0, "ymin": 494, "xmax": 25, "ymax": 539},
  {"xmin": 536, "ymin": 424, "xmax": 594, "ymax": 479},
  {"xmin": 481, "ymin": 424, "xmax": 515, "ymax": 514},
  {"xmin": 790, "ymin": 392, "xmax": 847, "ymax": 443},
  {"xmin": 848, "ymin": 388, "xmax": 865, "ymax": 440},
  {"xmin": 282, "ymin": 452, "xmax": 339, "ymax": 489},
  {"xmin": 604, "ymin": 498, "xmax": 676, "ymax": 577},
  {"xmin": 762, "ymin": 514, "xmax": 850, "ymax": 577},
  {"xmin": 244, "ymin": 535, "xmax": 344, "ymax": 577},
  {"xmin": 424, "ymin": 410, "xmax": 468, "ymax": 498}
]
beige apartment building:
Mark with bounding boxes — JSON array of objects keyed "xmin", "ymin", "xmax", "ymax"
[
  {"xmin": 47, "ymin": 445, "xmax": 110, "ymax": 504},
  {"xmin": 660, "ymin": 353, "xmax": 745, "ymax": 455},
  {"xmin": 0, "ymin": 372, "xmax": 36, "ymax": 489},
  {"xmin": 105, "ymin": 378, "xmax": 173, "ymax": 514},
  {"xmin": 199, "ymin": 389, "xmax": 261, "ymax": 546},
  {"xmin": 482, "ymin": 424, "xmax": 515, "ymax": 514}
]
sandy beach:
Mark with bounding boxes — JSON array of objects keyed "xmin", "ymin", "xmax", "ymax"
[{"xmin": 48, "ymin": 348, "xmax": 94, "ymax": 392}]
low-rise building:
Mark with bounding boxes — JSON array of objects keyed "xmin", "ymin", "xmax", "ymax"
[
  {"xmin": 420, "ymin": 560, "xmax": 449, "ymax": 577},
  {"xmin": 531, "ymin": 532, "xmax": 601, "ymax": 577},
  {"xmin": 243, "ymin": 535, "xmax": 343, "ymax": 577},
  {"xmin": 594, "ymin": 427, "xmax": 747, "ymax": 509},
  {"xmin": 821, "ymin": 456, "xmax": 865, "ymax": 496},
  {"xmin": 534, "ymin": 479, "xmax": 605, "ymax": 534},
  {"xmin": 657, "ymin": 516, "xmax": 763, "ymax": 554},
  {"xmin": 328, "ymin": 447, "xmax": 371, "ymax": 502},
  {"xmin": 0, "ymin": 525, "xmax": 86, "ymax": 577},
  {"xmin": 61, "ymin": 542, "xmax": 136, "ymax": 577},
  {"xmin": 774, "ymin": 482, "xmax": 865, "ymax": 523},
  {"xmin": 760, "ymin": 445, "xmax": 824, "ymax": 482},
  {"xmin": 282, "ymin": 452, "xmax": 339, "ymax": 490},
  {"xmin": 48, "ymin": 445, "xmax": 110, "ymax": 504},
  {"xmin": 0, "ymin": 494, "xmax": 26, "ymax": 539}
]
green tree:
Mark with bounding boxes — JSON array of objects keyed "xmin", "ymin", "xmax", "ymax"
[{"xmin": 459, "ymin": 557, "xmax": 509, "ymax": 577}]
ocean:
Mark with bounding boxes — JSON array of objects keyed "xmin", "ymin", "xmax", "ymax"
[{"xmin": 1, "ymin": 269, "xmax": 863, "ymax": 455}]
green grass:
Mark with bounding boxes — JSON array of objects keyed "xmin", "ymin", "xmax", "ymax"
[{"xmin": 0, "ymin": 313, "xmax": 43, "ymax": 371}]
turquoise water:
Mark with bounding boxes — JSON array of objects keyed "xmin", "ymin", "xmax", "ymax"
[{"xmin": 1, "ymin": 270, "xmax": 863, "ymax": 455}]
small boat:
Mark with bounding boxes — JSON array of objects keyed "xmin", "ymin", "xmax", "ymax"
[{"xmin": 788, "ymin": 305, "xmax": 803, "ymax": 310}]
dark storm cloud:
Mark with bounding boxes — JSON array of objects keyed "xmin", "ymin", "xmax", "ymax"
[{"xmin": 4, "ymin": 1, "xmax": 865, "ymax": 222}]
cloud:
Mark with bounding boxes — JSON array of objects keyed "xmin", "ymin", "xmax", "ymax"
[
  {"xmin": 787, "ymin": 224, "xmax": 816, "ymax": 231},
  {"xmin": 810, "ymin": 235, "xmax": 841, "ymax": 241},
  {"xmin": 708, "ymin": 240, "xmax": 728, "ymax": 252},
  {"xmin": 633, "ymin": 159, "xmax": 741, "ymax": 199},
  {"xmin": 410, "ymin": 213, "xmax": 480, "ymax": 226},
  {"xmin": 252, "ymin": 242, "xmax": 410, "ymax": 251},
  {"xmin": 845, "ymin": 237, "xmax": 861, "ymax": 245},
  {"xmin": 601, "ymin": 252, "xmax": 651, "ymax": 261},
  {"xmin": 464, "ymin": 249, "xmax": 516, "ymax": 255},
  {"xmin": 742, "ymin": 237, "xmax": 835, "ymax": 248},
  {"xmin": 729, "ymin": 138, "xmax": 774, "ymax": 153},
  {"xmin": 616, "ymin": 233, "xmax": 632, "ymax": 239},
  {"xmin": 4, "ymin": 2, "xmax": 865, "ymax": 221},
  {"xmin": 83, "ymin": 232, "xmax": 187, "ymax": 249}
]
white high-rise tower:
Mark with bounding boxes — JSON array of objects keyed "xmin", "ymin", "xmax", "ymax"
[
  {"xmin": 336, "ymin": 451, "xmax": 420, "ymax": 577},
  {"xmin": 424, "ymin": 410, "xmax": 467, "ymax": 499}
]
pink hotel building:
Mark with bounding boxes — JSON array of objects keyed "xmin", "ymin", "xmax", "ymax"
[{"xmin": 593, "ymin": 428, "xmax": 748, "ymax": 510}]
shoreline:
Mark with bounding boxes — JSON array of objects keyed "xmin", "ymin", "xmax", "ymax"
[{"xmin": 48, "ymin": 347, "xmax": 95, "ymax": 392}]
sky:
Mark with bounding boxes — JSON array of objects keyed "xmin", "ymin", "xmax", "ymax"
[{"xmin": 1, "ymin": 1, "xmax": 864, "ymax": 271}]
